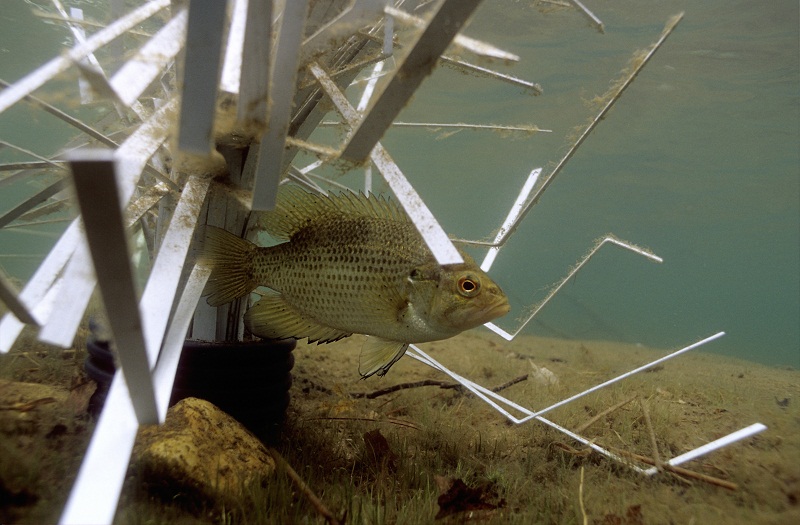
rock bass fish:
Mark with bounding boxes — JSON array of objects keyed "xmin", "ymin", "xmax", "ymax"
[{"xmin": 201, "ymin": 185, "xmax": 510, "ymax": 378}]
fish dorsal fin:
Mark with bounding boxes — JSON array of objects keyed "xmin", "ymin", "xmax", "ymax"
[
  {"xmin": 260, "ymin": 185, "xmax": 407, "ymax": 241},
  {"xmin": 245, "ymin": 292, "xmax": 351, "ymax": 344},
  {"xmin": 359, "ymin": 337, "xmax": 409, "ymax": 379}
]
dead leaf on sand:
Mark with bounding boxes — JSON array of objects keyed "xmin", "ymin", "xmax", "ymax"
[
  {"xmin": 599, "ymin": 504, "xmax": 644, "ymax": 525},
  {"xmin": 434, "ymin": 475, "xmax": 505, "ymax": 519},
  {"xmin": 363, "ymin": 429, "xmax": 397, "ymax": 472}
]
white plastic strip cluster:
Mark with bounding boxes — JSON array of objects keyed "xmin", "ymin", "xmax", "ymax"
[
  {"xmin": 0, "ymin": 2, "xmax": 765, "ymax": 523},
  {"xmin": 407, "ymin": 334, "xmax": 766, "ymax": 478}
]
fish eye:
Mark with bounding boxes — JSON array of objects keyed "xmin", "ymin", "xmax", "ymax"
[{"xmin": 457, "ymin": 275, "xmax": 480, "ymax": 297}]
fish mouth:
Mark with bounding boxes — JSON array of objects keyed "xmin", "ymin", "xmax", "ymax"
[{"xmin": 482, "ymin": 300, "xmax": 511, "ymax": 322}]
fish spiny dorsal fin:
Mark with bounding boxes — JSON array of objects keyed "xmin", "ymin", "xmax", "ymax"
[
  {"xmin": 337, "ymin": 190, "xmax": 407, "ymax": 223},
  {"xmin": 259, "ymin": 185, "xmax": 329, "ymax": 240},
  {"xmin": 260, "ymin": 185, "xmax": 408, "ymax": 240}
]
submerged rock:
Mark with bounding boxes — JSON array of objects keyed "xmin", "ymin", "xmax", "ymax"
[
  {"xmin": 0, "ymin": 379, "xmax": 69, "ymax": 434},
  {"xmin": 131, "ymin": 397, "xmax": 275, "ymax": 509}
]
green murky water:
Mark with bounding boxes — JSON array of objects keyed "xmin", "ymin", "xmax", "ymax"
[{"xmin": 1, "ymin": 1, "xmax": 798, "ymax": 367}]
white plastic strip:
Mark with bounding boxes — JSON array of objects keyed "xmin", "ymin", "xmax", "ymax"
[
  {"xmin": 59, "ymin": 263, "xmax": 210, "ymax": 525},
  {"xmin": 309, "ymin": 61, "xmax": 463, "ymax": 265},
  {"xmin": 65, "ymin": 7, "xmax": 93, "ymax": 104},
  {"xmin": 69, "ymin": 151, "xmax": 158, "ymax": 425},
  {"xmin": 126, "ymin": 184, "xmax": 170, "ymax": 227},
  {"xmin": 384, "ymin": 6, "xmax": 519, "ymax": 62},
  {"xmin": 250, "ymin": 0, "xmax": 310, "ymax": 210},
  {"xmin": 0, "ymin": 0, "xmax": 171, "ymax": 115},
  {"xmin": 484, "ymin": 235, "xmax": 663, "ymax": 341},
  {"xmin": 644, "ymin": 423, "xmax": 767, "ymax": 475},
  {"xmin": 340, "ymin": 0, "xmax": 484, "ymax": 162},
  {"xmin": 177, "ymin": 0, "xmax": 228, "ymax": 154},
  {"xmin": 139, "ymin": 175, "xmax": 210, "ymax": 365},
  {"xmin": 385, "ymin": 122, "xmax": 551, "ymax": 133},
  {"xmin": 441, "ymin": 56, "xmax": 542, "ymax": 94},
  {"xmin": 370, "ymin": 147, "xmax": 464, "ymax": 264},
  {"xmin": 0, "ymin": 269, "xmax": 38, "ymax": 325},
  {"xmin": 411, "ymin": 332, "xmax": 725, "ymax": 426},
  {"xmin": 235, "ymin": 0, "xmax": 273, "ymax": 124},
  {"xmin": 480, "ymin": 168, "xmax": 541, "ymax": 272},
  {"xmin": 152, "ymin": 264, "xmax": 212, "ymax": 418},
  {"xmin": 302, "ymin": 0, "xmax": 385, "ymax": 59},
  {"xmin": 115, "ymin": 97, "xmax": 178, "ymax": 197},
  {"xmin": 383, "ymin": 5, "xmax": 394, "ymax": 57},
  {"xmin": 33, "ymin": 241, "xmax": 97, "ymax": 348},
  {"xmin": 51, "ymin": 0, "xmax": 104, "ymax": 73},
  {"xmin": 110, "ymin": 9, "xmax": 188, "ymax": 107},
  {"xmin": 523, "ymin": 332, "xmax": 727, "ymax": 422},
  {"xmin": 0, "ymin": 221, "xmax": 79, "ymax": 352},
  {"xmin": 38, "ymin": 99, "xmax": 177, "ymax": 348},
  {"xmin": 72, "ymin": 59, "xmax": 119, "ymax": 101},
  {"xmin": 570, "ymin": 0, "xmax": 605, "ymax": 33},
  {"xmin": 220, "ymin": 0, "xmax": 248, "ymax": 94},
  {"xmin": 357, "ymin": 61, "xmax": 384, "ymax": 112},
  {"xmin": 0, "ymin": 179, "xmax": 69, "ymax": 229},
  {"xmin": 59, "ymin": 373, "xmax": 139, "ymax": 525},
  {"xmin": 61, "ymin": 189, "xmax": 210, "ymax": 524},
  {"xmin": 408, "ymin": 332, "xmax": 760, "ymax": 477},
  {"xmin": 407, "ymin": 345, "xmax": 649, "ymax": 473}
]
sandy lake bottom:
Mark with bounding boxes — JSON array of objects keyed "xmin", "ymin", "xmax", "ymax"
[{"xmin": 1, "ymin": 327, "xmax": 798, "ymax": 524}]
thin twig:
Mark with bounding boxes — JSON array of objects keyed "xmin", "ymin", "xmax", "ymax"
[
  {"xmin": 0, "ymin": 397, "xmax": 57, "ymax": 412},
  {"xmin": 578, "ymin": 466, "xmax": 588, "ymax": 525},
  {"xmin": 351, "ymin": 379, "xmax": 461, "ymax": 399},
  {"xmin": 451, "ymin": 13, "xmax": 685, "ymax": 249},
  {"xmin": 552, "ymin": 441, "xmax": 593, "ymax": 457},
  {"xmin": 304, "ymin": 416, "xmax": 421, "ymax": 431},
  {"xmin": 490, "ymin": 374, "xmax": 529, "ymax": 393},
  {"xmin": 554, "ymin": 442, "xmax": 737, "ymax": 490},
  {"xmin": 611, "ymin": 448, "xmax": 738, "ymax": 491},
  {"xmin": 574, "ymin": 394, "xmax": 637, "ymax": 433},
  {"xmin": 350, "ymin": 374, "xmax": 528, "ymax": 399},
  {"xmin": 267, "ymin": 447, "xmax": 342, "ymax": 525},
  {"xmin": 640, "ymin": 397, "xmax": 663, "ymax": 469}
]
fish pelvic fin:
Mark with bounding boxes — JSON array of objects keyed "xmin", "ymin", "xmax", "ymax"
[
  {"xmin": 200, "ymin": 226, "xmax": 259, "ymax": 307},
  {"xmin": 359, "ymin": 338, "xmax": 409, "ymax": 379},
  {"xmin": 245, "ymin": 293, "xmax": 351, "ymax": 343}
]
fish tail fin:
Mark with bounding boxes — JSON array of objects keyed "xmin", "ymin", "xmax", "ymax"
[{"xmin": 199, "ymin": 226, "xmax": 259, "ymax": 307}]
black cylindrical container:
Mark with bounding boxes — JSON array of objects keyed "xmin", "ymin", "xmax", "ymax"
[
  {"xmin": 170, "ymin": 339, "xmax": 295, "ymax": 441},
  {"xmin": 84, "ymin": 338, "xmax": 116, "ymax": 417},
  {"xmin": 84, "ymin": 338, "xmax": 296, "ymax": 441}
]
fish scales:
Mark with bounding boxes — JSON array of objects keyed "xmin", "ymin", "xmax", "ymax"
[
  {"xmin": 200, "ymin": 185, "xmax": 509, "ymax": 377},
  {"xmin": 254, "ymin": 214, "xmax": 433, "ymax": 340}
]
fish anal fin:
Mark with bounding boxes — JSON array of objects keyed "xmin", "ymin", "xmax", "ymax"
[
  {"xmin": 244, "ymin": 293, "xmax": 351, "ymax": 344},
  {"xmin": 359, "ymin": 337, "xmax": 409, "ymax": 379}
]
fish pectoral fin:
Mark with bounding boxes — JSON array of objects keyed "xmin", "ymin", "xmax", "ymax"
[
  {"xmin": 359, "ymin": 338, "xmax": 409, "ymax": 379},
  {"xmin": 245, "ymin": 293, "xmax": 351, "ymax": 343}
]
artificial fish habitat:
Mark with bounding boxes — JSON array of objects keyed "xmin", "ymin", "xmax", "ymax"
[{"xmin": 200, "ymin": 185, "xmax": 509, "ymax": 378}]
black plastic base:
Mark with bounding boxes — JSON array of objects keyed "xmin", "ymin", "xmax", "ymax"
[{"xmin": 84, "ymin": 338, "xmax": 296, "ymax": 442}]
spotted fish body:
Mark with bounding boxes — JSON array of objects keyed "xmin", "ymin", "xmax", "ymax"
[{"xmin": 201, "ymin": 186, "xmax": 509, "ymax": 377}]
